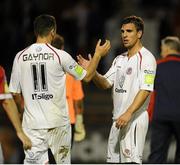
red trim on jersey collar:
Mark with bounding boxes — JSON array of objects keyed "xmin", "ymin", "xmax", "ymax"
[
  {"xmin": 138, "ymin": 51, "xmax": 142, "ymax": 70},
  {"xmin": 46, "ymin": 43, "xmax": 61, "ymax": 64}
]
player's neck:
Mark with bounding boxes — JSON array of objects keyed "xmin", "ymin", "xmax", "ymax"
[
  {"xmin": 128, "ymin": 42, "xmax": 143, "ymax": 58},
  {"xmin": 36, "ymin": 36, "xmax": 52, "ymax": 44}
]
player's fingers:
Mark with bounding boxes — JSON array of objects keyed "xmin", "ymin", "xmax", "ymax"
[
  {"xmin": 88, "ymin": 54, "xmax": 92, "ymax": 60},
  {"xmin": 115, "ymin": 121, "xmax": 121, "ymax": 129},
  {"xmin": 116, "ymin": 120, "xmax": 127, "ymax": 129},
  {"xmin": 101, "ymin": 40, "xmax": 110, "ymax": 53},
  {"xmin": 77, "ymin": 54, "xmax": 82, "ymax": 60},
  {"xmin": 97, "ymin": 39, "xmax": 101, "ymax": 46},
  {"xmin": 77, "ymin": 54, "xmax": 83, "ymax": 63},
  {"xmin": 104, "ymin": 40, "xmax": 111, "ymax": 49}
]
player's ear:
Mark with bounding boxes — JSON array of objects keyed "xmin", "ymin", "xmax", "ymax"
[
  {"xmin": 137, "ymin": 30, "xmax": 143, "ymax": 39},
  {"xmin": 50, "ymin": 29, "xmax": 56, "ymax": 39}
]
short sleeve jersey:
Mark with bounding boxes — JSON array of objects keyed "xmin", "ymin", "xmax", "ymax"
[
  {"xmin": 9, "ymin": 43, "xmax": 86, "ymax": 129},
  {"xmin": 66, "ymin": 74, "xmax": 84, "ymax": 124},
  {"xmin": 104, "ymin": 47, "xmax": 156, "ymax": 120},
  {"xmin": 0, "ymin": 66, "xmax": 12, "ymax": 101}
]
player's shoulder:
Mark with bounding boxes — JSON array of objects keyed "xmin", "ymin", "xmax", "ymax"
[
  {"xmin": 112, "ymin": 52, "xmax": 127, "ymax": 65},
  {"xmin": 140, "ymin": 47, "xmax": 156, "ymax": 61},
  {"xmin": 115, "ymin": 52, "xmax": 127, "ymax": 60},
  {"xmin": 47, "ymin": 44, "xmax": 71, "ymax": 57},
  {"xmin": 140, "ymin": 47, "xmax": 154, "ymax": 57},
  {"xmin": 16, "ymin": 44, "xmax": 33, "ymax": 58}
]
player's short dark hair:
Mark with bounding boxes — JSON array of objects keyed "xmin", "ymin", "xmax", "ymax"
[
  {"xmin": 34, "ymin": 14, "xmax": 57, "ymax": 37},
  {"xmin": 120, "ymin": 15, "xmax": 144, "ymax": 35},
  {"xmin": 162, "ymin": 36, "xmax": 180, "ymax": 52},
  {"xmin": 51, "ymin": 34, "xmax": 64, "ymax": 49}
]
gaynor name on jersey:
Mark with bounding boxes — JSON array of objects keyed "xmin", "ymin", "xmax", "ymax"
[{"xmin": 22, "ymin": 53, "xmax": 54, "ymax": 61}]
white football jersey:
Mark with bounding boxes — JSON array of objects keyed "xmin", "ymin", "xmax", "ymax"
[
  {"xmin": 104, "ymin": 47, "xmax": 156, "ymax": 120},
  {"xmin": 9, "ymin": 43, "xmax": 87, "ymax": 129}
]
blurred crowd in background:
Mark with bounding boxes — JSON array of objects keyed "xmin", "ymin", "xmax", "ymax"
[{"xmin": 0, "ymin": 0, "xmax": 180, "ymax": 163}]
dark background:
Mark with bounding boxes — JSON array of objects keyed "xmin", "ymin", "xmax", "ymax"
[
  {"xmin": 1, "ymin": 0, "xmax": 180, "ymax": 78},
  {"xmin": 0, "ymin": 0, "xmax": 180, "ymax": 163}
]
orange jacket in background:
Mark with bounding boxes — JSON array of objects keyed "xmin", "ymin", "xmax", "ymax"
[{"xmin": 66, "ymin": 74, "xmax": 84, "ymax": 124}]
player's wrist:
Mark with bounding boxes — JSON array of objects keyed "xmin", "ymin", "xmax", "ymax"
[
  {"xmin": 93, "ymin": 52, "xmax": 102, "ymax": 59},
  {"xmin": 126, "ymin": 109, "xmax": 133, "ymax": 115}
]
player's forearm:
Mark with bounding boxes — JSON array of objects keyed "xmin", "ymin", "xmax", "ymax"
[
  {"xmin": 93, "ymin": 71, "xmax": 111, "ymax": 89},
  {"xmin": 2, "ymin": 98, "xmax": 23, "ymax": 133},
  {"xmin": 126, "ymin": 90, "xmax": 150, "ymax": 114},
  {"xmin": 83, "ymin": 53, "xmax": 101, "ymax": 82},
  {"xmin": 13, "ymin": 93, "xmax": 23, "ymax": 114}
]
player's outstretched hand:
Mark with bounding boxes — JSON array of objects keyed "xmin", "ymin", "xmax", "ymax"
[
  {"xmin": 95, "ymin": 39, "xmax": 111, "ymax": 57},
  {"xmin": 17, "ymin": 131, "xmax": 32, "ymax": 150},
  {"xmin": 77, "ymin": 54, "xmax": 92, "ymax": 70}
]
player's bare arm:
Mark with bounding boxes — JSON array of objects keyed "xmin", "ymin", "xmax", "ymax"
[
  {"xmin": 82, "ymin": 39, "xmax": 111, "ymax": 82},
  {"xmin": 77, "ymin": 52, "xmax": 111, "ymax": 89},
  {"xmin": 12, "ymin": 93, "xmax": 24, "ymax": 120},
  {"xmin": 93, "ymin": 72, "xmax": 111, "ymax": 89},
  {"xmin": 2, "ymin": 98, "xmax": 32, "ymax": 150},
  {"xmin": 116, "ymin": 89, "xmax": 150, "ymax": 128}
]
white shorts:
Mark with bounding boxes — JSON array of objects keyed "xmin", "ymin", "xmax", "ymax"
[
  {"xmin": 23, "ymin": 124, "xmax": 71, "ymax": 164},
  {"xmin": 107, "ymin": 111, "xmax": 148, "ymax": 163},
  {"xmin": 0, "ymin": 143, "xmax": 3, "ymax": 163}
]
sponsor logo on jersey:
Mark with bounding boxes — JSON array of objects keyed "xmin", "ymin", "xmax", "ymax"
[
  {"xmin": 115, "ymin": 74, "xmax": 126, "ymax": 93},
  {"xmin": 69, "ymin": 62, "xmax": 76, "ymax": 70},
  {"xmin": 144, "ymin": 69, "xmax": 155, "ymax": 74},
  {"xmin": 115, "ymin": 88, "xmax": 127, "ymax": 93},
  {"xmin": 118, "ymin": 75, "xmax": 125, "ymax": 88},
  {"xmin": 23, "ymin": 53, "xmax": 54, "ymax": 61},
  {"xmin": 32, "ymin": 93, "xmax": 53, "ymax": 100}
]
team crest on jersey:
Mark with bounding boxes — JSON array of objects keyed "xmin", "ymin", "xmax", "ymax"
[
  {"xmin": 36, "ymin": 46, "xmax": 42, "ymax": 52},
  {"xmin": 119, "ymin": 75, "xmax": 125, "ymax": 88},
  {"xmin": 126, "ymin": 67, "xmax": 132, "ymax": 75}
]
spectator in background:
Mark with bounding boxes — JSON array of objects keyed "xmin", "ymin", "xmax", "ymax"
[
  {"xmin": 148, "ymin": 36, "xmax": 180, "ymax": 163},
  {"xmin": 78, "ymin": 15, "xmax": 157, "ymax": 164},
  {"xmin": 51, "ymin": 34, "xmax": 86, "ymax": 143},
  {"xmin": 0, "ymin": 65, "xmax": 32, "ymax": 163}
]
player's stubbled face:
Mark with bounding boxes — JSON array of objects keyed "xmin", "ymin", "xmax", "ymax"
[{"xmin": 121, "ymin": 23, "xmax": 140, "ymax": 49}]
